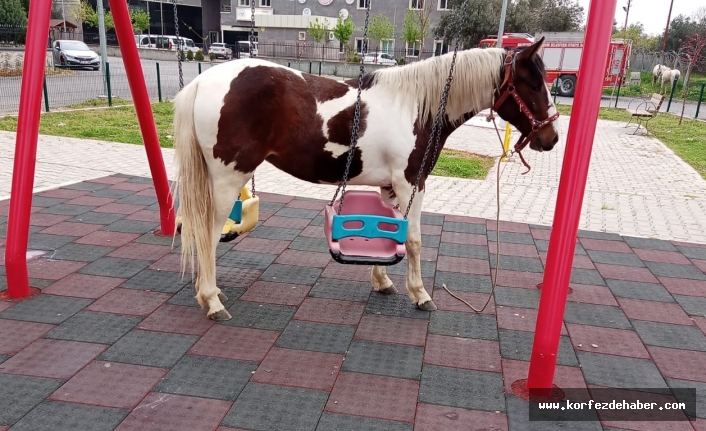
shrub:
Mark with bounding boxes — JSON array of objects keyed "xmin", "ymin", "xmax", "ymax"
[
  {"xmin": 186, "ymin": 50, "xmax": 194, "ymax": 61},
  {"xmin": 194, "ymin": 49, "xmax": 204, "ymax": 61},
  {"xmin": 208, "ymin": 52, "xmax": 216, "ymax": 61}
]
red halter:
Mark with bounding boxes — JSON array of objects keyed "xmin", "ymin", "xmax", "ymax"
[{"xmin": 492, "ymin": 52, "xmax": 560, "ymax": 174}]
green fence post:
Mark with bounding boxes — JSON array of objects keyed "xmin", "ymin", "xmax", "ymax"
[
  {"xmin": 552, "ymin": 79, "xmax": 558, "ymax": 104},
  {"xmin": 308, "ymin": 61, "xmax": 312, "ymax": 74},
  {"xmin": 319, "ymin": 61, "xmax": 322, "ymax": 76},
  {"xmin": 156, "ymin": 62, "xmax": 162, "ymax": 103},
  {"xmin": 198, "ymin": 62, "xmax": 202, "ymax": 74},
  {"xmin": 614, "ymin": 80, "xmax": 622, "ymax": 108},
  {"xmin": 666, "ymin": 78, "xmax": 677, "ymax": 112},
  {"xmin": 287, "ymin": 61, "xmax": 290, "ymax": 67},
  {"xmin": 43, "ymin": 76, "xmax": 49, "ymax": 112},
  {"xmin": 105, "ymin": 62, "xmax": 113, "ymax": 107},
  {"xmin": 695, "ymin": 82, "xmax": 705, "ymax": 119}
]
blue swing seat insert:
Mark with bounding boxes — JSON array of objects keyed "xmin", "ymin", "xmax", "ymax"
[{"xmin": 331, "ymin": 214, "xmax": 408, "ymax": 244}]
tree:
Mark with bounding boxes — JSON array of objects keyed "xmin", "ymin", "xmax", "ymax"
[
  {"xmin": 0, "ymin": 0, "xmax": 27, "ymax": 27},
  {"xmin": 72, "ymin": 0, "xmax": 114, "ymax": 30},
  {"xmin": 402, "ymin": 10, "xmax": 422, "ymax": 56},
  {"xmin": 307, "ymin": 17, "xmax": 328, "ymax": 44},
  {"xmin": 678, "ymin": 32, "xmax": 706, "ymax": 124},
  {"xmin": 660, "ymin": 14, "xmax": 706, "ymax": 52},
  {"xmin": 434, "ymin": 0, "xmax": 504, "ymax": 48},
  {"xmin": 332, "ymin": 15, "xmax": 355, "ymax": 52},
  {"xmin": 615, "ymin": 22, "xmax": 659, "ymax": 51},
  {"xmin": 368, "ymin": 14, "xmax": 394, "ymax": 51},
  {"xmin": 131, "ymin": 10, "xmax": 150, "ymax": 34}
]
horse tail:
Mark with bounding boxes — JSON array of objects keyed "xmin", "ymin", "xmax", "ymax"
[{"xmin": 172, "ymin": 79, "xmax": 214, "ymax": 285}]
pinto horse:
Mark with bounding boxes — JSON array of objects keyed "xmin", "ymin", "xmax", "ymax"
[{"xmin": 173, "ymin": 38, "xmax": 560, "ymax": 320}]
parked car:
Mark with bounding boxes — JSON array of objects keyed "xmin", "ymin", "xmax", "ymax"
[
  {"xmin": 52, "ymin": 40, "xmax": 100, "ymax": 70},
  {"xmin": 133, "ymin": 34, "xmax": 199, "ymax": 53},
  {"xmin": 209, "ymin": 43, "xmax": 232, "ymax": 59},
  {"xmin": 363, "ymin": 52, "xmax": 396, "ymax": 66},
  {"xmin": 237, "ymin": 41, "xmax": 258, "ymax": 58}
]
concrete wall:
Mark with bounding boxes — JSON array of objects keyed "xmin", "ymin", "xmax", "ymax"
[
  {"xmin": 89, "ymin": 45, "xmax": 181, "ymax": 61},
  {"xmin": 264, "ymin": 57, "xmax": 389, "ymax": 78},
  {"xmin": 0, "ymin": 49, "xmax": 54, "ymax": 74}
]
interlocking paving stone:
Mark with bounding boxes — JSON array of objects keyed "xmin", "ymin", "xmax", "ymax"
[
  {"xmin": 605, "ymin": 279, "xmax": 674, "ymax": 302},
  {"xmin": 260, "ymin": 264, "xmax": 322, "ymax": 285},
  {"xmin": 222, "ymin": 301, "xmax": 297, "ymax": 331},
  {"xmin": 666, "ymin": 378, "xmax": 706, "ymax": 419},
  {"xmin": 154, "ymin": 355, "xmax": 257, "ymax": 401},
  {"xmin": 644, "ymin": 261, "xmax": 706, "ymax": 280},
  {"xmin": 489, "ymin": 255, "xmax": 544, "ymax": 273},
  {"xmin": 586, "ymin": 250, "xmax": 645, "ymax": 267},
  {"xmin": 365, "ymin": 293, "xmax": 431, "ymax": 319},
  {"xmin": 40, "ymin": 204, "xmax": 95, "ymax": 216},
  {"xmin": 276, "ymin": 320, "xmax": 355, "ymax": 354},
  {"xmin": 632, "ymin": 320, "xmax": 706, "ymax": 351},
  {"xmin": 70, "ymin": 211, "xmax": 126, "ymax": 225},
  {"xmin": 99, "ymin": 329, "xmax": 198, "ymax": 368},
  {"xmin": 78, "ymin": 257, "xmax": 150, "ymax": 279},
  {"xmin": 623, "ymin": 236, "xmax": 678, "ymax": 251},
  {"xmin": 10, "ymin": 401, "xmax": 128, "ymax": 431},
  {"xmin": 673, "ymin": 294, "xmax": 706, "ymax": 316},
  {"xmin": 429, "ymin": 311, "xmax": 498, "ymax": 340},
  {"xmin": 217, "ymin": 251, "xmax": 279, "ymax": 270},
  {"xmin": 498, "ymin": 329, "xmax": 578, "ymax": 366},
  {"xmin": 421, "ymin": 235, "xmax": 441, "ymax": 248},
  {"xmin": 677, "ymin": 245, "xmax": 706, "ymax": 260},
  {"xmin": 309, "ymin": 278, "xmax": 372, "ymax": 302},
  {"xmin": 121, "ymin": 269, "xmax": 186, "ymax": 293},
  {"xmin": 342, "ymin": 340, "xmax": 423, "ymax": 380},
  {"xmin": 563, "ymin": 303, "xmax": 632, "ymax": 330},
  {"xmin": 50, "ymin": 244, "xmax": 115, "ymax": 262},
  {"xmin": 221, "ymin": 383, "xmax": 328, "ymax": 431},
  {"xmin": 101, "ymin": 220, "xmax": 159, "ymax": 234},
  {"xmin": 168, "ymin": 285, "xmax": 244, "ymax": 308},
  {"xmin": 434, "ymin": 271, "xmax": 492, "ymax": 293},
  {"xmin": 0, "ymin": 374, "xmax": 63, "ymax": 425},
  {"xmin": 419, "ymin": 365, "xmax": 505, "ymax": 412},
  {"xmin": 386, "ymin": 259, "xmax": 435, "ymax": 278},
  {"xmin": 577, "ymin": 351, "xmax": 668, "ymax": 389},
  {"xmin": 27, "ymin": 234, "xmax": 78, "ymax": 251},
  {"xmin": 248, "ymin": 226, "xmax": 302, "ymax": 241},
  {"xmin": 289, "ymin": 236, "xmax": 330, "ymax": 253},
  {"xmin": 0, "ymin": 294, "xmax": 91, "ymax": 324},
  {"xmin": 505, "ymin": 395, "xmax": 602, "ymax": 431},
  {"xmin": 45, "ymin": 311, "xmax": 141, "ymax": 344},
  {"xmin": 493, "ymin": 287, "xmax": 540, "ymax": 309},
  {"xmin": 569, "ymin": 268, "xmax": 606, "ymax": 286},
  {"xmin": 438, "ymin": 243, "xmax": 489, "ymax": 259},
  {"xmin": 316, "ymin": 412, "xmax": 412, "ymax": 431}
]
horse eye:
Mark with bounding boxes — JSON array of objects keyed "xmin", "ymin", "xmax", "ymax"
[{"xmin": 530, "ymin": 84, "xmax": 542, "ymax": 92}]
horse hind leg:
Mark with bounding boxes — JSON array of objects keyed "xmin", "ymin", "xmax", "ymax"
[{"xmin": 371, "ymin": 186, "xmax": 397, "ymax": 295}]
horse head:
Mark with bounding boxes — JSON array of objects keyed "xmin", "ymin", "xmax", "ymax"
[{"xmin": 492, "ymin": 37, "xmax": 559, "ymax": 154}]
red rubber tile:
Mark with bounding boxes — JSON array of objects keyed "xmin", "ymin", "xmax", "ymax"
[
  {"xmin": 87, "ymin": 176, "xmax": 129, "ymax": 184},
  {"xmin": 566, "ymin": 323, "xmax": 650, "ymax": 359},
  {"xmin": 94, "ymin": 203, "xmax": 145, "ymax": 215},
  {"xmin": 29, "ymin": 213, "xmax": 72, "ymax": 227},
  {"xmin": 114, "ymin": 392, "xmax": 232, "ymax": 431},
  {"xmin": 595, "ymin": 263, "xmax": 659, "ymax": 283},
  {"xmin": 432, "ymin": 289, "xmax": 496, "ymax": 315},
  {"xmin": 137, "ymin": 304, "xmax": 215, "ymax": 336},
  {"xmin": 125, "ymin": 210, "xmax": 161, "ymax": 222},
  {"xmin": 217, "ymin": 428, "xmax": 250, "ymax": 431},
  {"xmin": 437, "ymin": 256, "xmax": 490, "ymax": 275},
  {"xmin": 421, "ymin": 246, "xmax": 438, "ymax": 262},
  {"xmin": 294, "ymin": 298, "xmax": 365, "ymax": 326},
  {"xmin": 263, "ymin": 216, "xmax": 311, "ymax": 229},
  {"xmin": 415, "ymin": 403, "xmax": 508, "ymax": 431},
  {"xmin": 239, "ymin": 281, "xmax": 311, "ymax": 306},
  {"xmin": 43, "ymin": 273, "xmax": 125, "ymax": 299},
  {"xmin": 0, "ymin": 338, "xmax": 106, "ymax": 379},
  {"xmin": 487, "ymin": 220, "xmax": 531, "ymax": 234},
  {"xmin": 110, "ymin": 182, "xmax": 153, "ymax": 191},
  {"xmin": 49, "ymin": 360, "xmax": 167, "ymax": 409},
  {"xmin": 274, "ymin": 249, "xmax": 331, "ymax": 269},
  {"xmin": 693, "ymin": 259, "xmax": 706, "ymax": 273},
  {"xmin": 493, "ymin": 270, "xmax": 544, "ymax": 289},
  {"xmin": 326, "ymin": 371, "xmax": 419, "ymax": 423},
  {"xmin": 258, "ymin": 192, "xmax": 294, "ymax": 203},
  {"xmin": 0, "ymin": 319, "xmax": 55, "ymax": 355},
  {"xmin": 148, "ymin": 253, "xmax": 183, "ymax": 272},
  {"xmin": 497, "ymin": 306, "xmax": 568, "ymax": 335},
  {"xmin": 321, "ymin": 263, "xmax": 371, "ymax": 283},
  {"xmin": 354, "ymin": 314, "xmax": 428, "ymax": 346},
  {"xmin": 252, "ymin": 347, "xmax": 343, "ymax": 391},
  {"xmin": 298, "ymin": 226, "xmax": 325, "ymax": 238},
  {"xmin": 672, "ymin": 240, "xmax": 706, "ymax": 249},
  {"xmin": 39, "ymin": 222, "xmax": 104, "ymax": 237},
  {"xmin": 440, "ymin": 231, "xmax": 487, "ymax": 245},
  {"xmin": 234, "ymin": 238, "xmax": 290, "ymax": 254},
  {"xmin": 541, "ymin": 253, "xmax": 596, "ymax": 270},
  {"xmin": 64, "ymin": 196, "xmax": 116, "ymax": 207},
  {"xmin": 424, "ymin": 334, "xmax": 501, "ymax": 373},
  {"xmin": 633, "ymin": 248, "xmax": 691, "ymax": 265},
  {"xmin": 27, "ymin": 259, "xmax": 86, "ymax": 280},
  {"xmin": 87, "ymin": 288, "xmax": 170, "ymax": 316},
  {"xmin": 421, "ymin": 224, "xmax": 442, "ymax": 235},
  {"xmin": 108, "ymin": 243, "xmax": 172, "ymax": 262},
  {"xmin": 648, "ymin": 345, "xmax": 706, "ymax": 382},
  {"xmin": 286, "ymin": 199, "xmax": 326, "ymax": 210},
  {"xmin": 189, "ymin": 325, "xmax": 278, "ymax": 362},
  {"xmin": 567, "ymin": 284, "xmax": 618, "ymax": 306},
  {"xmin": 579, "ymin": 238, "xmax": 633, "ymax": 253},
  {"xmin": 659, "ymin": 277, "xmax": 706, "ymax": 297},
  {"xmin": 501, "ymin": 359, "xmax": 588, "ymax": 396},
  {"xmin": 488, "ymin": 242, "xmax": 539, "ymax": 258},
  {"xmin": 694, "ymin": 316, "xmax": 706, "ymax": 336},
  {"xmin": 0, "ymin": 301, "xmax": 13, "ymax": 313},
  {"xmin": 75, "ymin": 231, "xmax": 140, "ymax": 247},
  {"xmin": 445, "ymin": 214, "xmax": 486, "ymax": 224},
  {"xmin": 616, "ymin": 297, "xmax": 693, "ymax": 325},
  {"xmin": 38, "ymin": 188, "xmax": 89, "ymax": 199},
  {"xmin": 530, "ymin": 227, "xmax": 551, "ymax": 240}
]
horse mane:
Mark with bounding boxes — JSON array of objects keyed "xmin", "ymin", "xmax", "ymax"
[{"xmin": 367, "ymin": 48, "xmax": 506, "ymax": 125}]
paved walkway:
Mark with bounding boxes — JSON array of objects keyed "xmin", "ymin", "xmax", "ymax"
[
  {"xmin": 2, "ymin": 111, "xmax": 706, "ymax": 244},
  {"xmin": 0, "ymin": 175, "xmax": 705, "ymax": 431}
]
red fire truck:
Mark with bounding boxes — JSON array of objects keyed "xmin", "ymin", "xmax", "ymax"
[{"xmin": 478, "ymin": 32, "xmax": 631, "ymax": 97}]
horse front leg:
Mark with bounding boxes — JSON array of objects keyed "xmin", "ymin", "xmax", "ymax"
[{"xmin": 371, "ymin": 187, "xmax": 397, "ymax": 295}]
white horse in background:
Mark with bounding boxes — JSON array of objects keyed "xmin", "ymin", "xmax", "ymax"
[
  {"xmin": 659, "ymin": 68, "xmax": 681, "ymax": 94},
  {"xmin": 652, "ymin": 64, "xmax": 670, "ymax": 86}
]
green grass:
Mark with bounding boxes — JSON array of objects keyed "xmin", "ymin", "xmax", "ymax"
[
  {"xmin": 601, "ymin": 70, "xmax": 706, "ymax": 102},
  {"xmin": 556, "ymin": 104, "xmax": 706, "ymax": 179},
  {"xmin": 0, "ymin": 102, "xmax": 493, "ymax": 180}
]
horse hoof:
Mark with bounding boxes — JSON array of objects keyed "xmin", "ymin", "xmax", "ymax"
[
  {"xmin": 378, "ymin": 285, "xmax": 397, "ymax": 295},
  {"xmin": 208, "ymin": 309, "xmax": 232, "ymax": 321},
  {"xmin": 218, "ymin": 292, "xmax": 229, "ymax": 303},
  {"xmin": 417, "ymin": 300, "xmax": 437, "ymax": 311}
]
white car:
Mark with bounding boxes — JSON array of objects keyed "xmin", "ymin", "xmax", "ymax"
[
  {"xmin": 209, "ymin": 43, "xmax": 233, "ymax": 59},
  {"xmin": 52, "ymin": 40, "xmax": 100, "ymax": 70},
  {"xmin": 363, "ymin": 52, "xmax": 396, "ymax": 66}
]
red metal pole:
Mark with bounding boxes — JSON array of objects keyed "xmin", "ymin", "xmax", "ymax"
[
  {"xmin": 108, "ymin": 0, "xmax": 175, "ymax": 235},
  {"xmin": 526, "ymin": 0, "xmax": 617, "ymax": 396},
  {"xmin": 5, "ymin": 1, "xmax": 53, "ymax": 298}
]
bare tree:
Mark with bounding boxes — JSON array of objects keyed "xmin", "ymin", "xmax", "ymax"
[
  {"xmin": 411, "ymin": 0, "xmax": 436, "ymax": 58},
  {"xmin": 678, "ymin": 32, "xmax": 706, "ymax": 124}
]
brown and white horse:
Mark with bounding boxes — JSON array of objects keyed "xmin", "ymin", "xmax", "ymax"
[{"xmin": 173, "ymin": 38, "xmax": 560, "ymax": 320}]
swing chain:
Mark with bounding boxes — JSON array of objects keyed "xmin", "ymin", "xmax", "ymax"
[
  {"xmin": 249, "ymin": 0, "xmax": 257, "ymax": 195},
  {"xmin": 331, "ymin": 0, "xmax": 371, "ymax": 213},
  {"xmin": 173, "ymin": 0, "xmax": 183, "ymax": 90}
]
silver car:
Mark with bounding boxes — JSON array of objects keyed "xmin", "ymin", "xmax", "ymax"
[{"xmin": 52, "ymin": 40, "xmax": 100, "ymax": 70}]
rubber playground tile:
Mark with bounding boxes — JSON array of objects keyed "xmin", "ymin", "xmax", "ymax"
[
  {"xmin": 492, "ymin": 269, "xmax": 544, "ymax": 289},
  {"xmin": 504, "ymin": 396, "xmax": 602, "ymax": 431},
  {"xmin": 440, "ymin": 231, "xmax": 488, "ymax": 245},
  {"xmin": 133, "ymin": 231, "xmax": 181, "ymax": 247},
  {"xmin": 354, "ymin": 314, "xmax": 428, "ymax": 346},
  {"xmin": 429, "ymin": 310, "xmax": 498, "ymax": 340},
  {"xmin": 247, "ymin": 225, "xmax": 302, "ymax": 241},
  {"xmin": 275, "ymin": 207, "xmax": 321, "ymax": 219},
  {"xmin": 320, "ymin": 262, "xmax": 371, "ymax": 283},
  {"xmin": 438, "ymin": 242, "xmax": 488, "ymax": 259},
  {"xmin": 316, "ymin": 412, "xmax": 412, "ymax": 431},
  {"xmin": 38, "ymin": 188, "xmax": 89, "ymax": 199},
  {"xmin": 489, "ymin": 254, "xmax": 544, "ymax": 273},
  {"xmin": 586, "ymin": 250, "xmax": 645, "ymax": 267},
  {"xmin": 421, "ymin": 234, "xmax": 441, "ymax": 248},
  {"xmin": 294, "ymin": 297, "xmax": 365, "ymax": 326},
  {"xmin": 89, "ymin": 189, "xmax": 134, "ymax": 199},
  {"xmin": 252, "ymin": 347, "xmax": 342, "ymax": 391},
  {"xmin": 605, "ymin": 279, "xmax": 674, "ymax": 302},
  {"xmin": 488, "ymin": 241, "xmax": 539, "ymax": 258},
  {"xmin": 535, "ymin": 239, "xmax": 587, "ymax": 255},
  {"xmin": 674, "ymin": 294, "xmax": 706, "ymax": 316},
  {"xmin": 645, "ymin": 261, "xmax": 706, "ymax": 280},
  {"xmin": 63, "ymin": 196, "xmax": 116, "ymax": 207},
  {"xmin": 577, "ymin": 351, "xmax": 668, "ymax": 389},
  {"xmin": 216, "ymin": 267, "xmax": 263, "ymax": 289},
  {"xmin": 677, "ymin": 245, "xmax": 706, "ymax": 260},
  {"xmin": 64, "ymin": 181, "xmax": 111, "ymax": 191},
  {"xmin": 120, "ymin": 269, "xmax": 186, "ymax": 293},
  {"xmin": 46, "ymin": 311, "xmax": 141, "ymax": 344},
  {"xmin": 29, "ymin": 213, "xmax": 72, "ymax": 227},
  {"xmin": 569, "ymin": 268, "xmax": 606, "ymax": 286},
  {"xmin": 578, "ymin": 229, "xmax": 623, "ymax": 241},
  {"xmin": 264, "ymin": 215, "xmax": 312, "ymax": 229},
  {"xmin": 27, "ymin": 233, "xmax": 79, "ymax": 251},
  {"xmin": 563, "ymin": 302, "xmax": 632, "ymax": 330},
  {"xmin": 106, "ymin": 242, "xmax": 171, "ymax": 261},
  {"xmin": 415, "ymin": 403, "xmax": 508, "ymax": 431},
  {"xmin": 565, "ymin": 323, "xmax": 649, "ymax": 359},
  {"xmin": 694, "ymin": 316, "xmax": 706, "ymax": 336},
  {"xmin": 496, "ymin": 306, "xmax": 568, "ymax": 334},
  {"xmin": 222, "ymin": 383, "xmax": 328, "ymax": 431},
  {"xmin": 10, "ymin": 401, "xmax": 128, "ymax": 431},
  {"xmin": 124, "ymin": 209, "xmax": 161, "ymax": 223},
  {"xmin": 50, "ymin": 243, "xmax": 115, "ymax": 262},
  {"xmin": 423, "ymin": 334, "xmax": 501, "ymax": 373},
  {"xmin": 596, "ymin": 263, "xmax": 660, "ymax": 283},
  {"xmin": 648, "ymin": 345, "xmax": 706, "ymax": 383},
  {"xmin": 623, "ymin": 236, "xmax": 679, "ymax": 251},
  {"xmin": 326, "ymin": 371, "xmax": 418, "ymax": 423},
  {"xmin": 365, "ymin": 292, "xmax": 431, "ymax": 320},
  {"xmin": 93, "ymin": 203, "xmax": 145, "ymax": 215},
  {"xmin": 40, "ymin": 221, "xmax": 105, "ymax": 237},
  {"xmin": 100, "ymin": 329, "xmax": 198, "ymax": 368},
  {"xmin": 289, "ymin": 236, "xmax": 335, "ymax": 253},
  {"xmin": 308, "ymin": 278, "xmax": 372, "ymax": 302},
  {"xmin": 136, "ymin": 304, "xmax": 214, "ymax": 336},
  {"xmin": 86, "ymin": 288, "xmax": 170, "ymax": 316},
  {"xmin": 659, "ymin": 277, "xmax": 706, "ymax": 297},
  {"xmin": 0, "ymin": 319, "xmax": 55, "ymax": 355},
  {"xmin": 433, "ymin": 271, "xmax": 492, "ymax": 293},
  {"xmin": 260, "ymin": 264, "xmax": 322, "ymax": 286},
  {"xmin": 0, "ymin": 374, "xmax": 63, "ymax": 426},
  {"xmin": 443, "ymin": 221, "xmax": 487, "ymax": 234},
  {"xmin": 310, "ymin": 214, "xmax": 325, "ymax": 227},
  {"xmin": 275, "ymin": 320, "xmax": 355, "ymax": 354},
  {"xmin": 114, "ymin": 195, "xmax": 157, "ymax": 207},
  {"xmin": 499, "ymin": 330, "xmax": 578, "ymax": 366},
  {"xmin": 189, "ymin": 325, "xmax": 278, "ymax": 362},
  {"xmin": 274, "ymin": 249, "xmax": 332, "ymax": 268},
  {"xmin": 109, "ymin": 180, "xmax": 151, "ymax": 190},
  {"xmin": 432, "ymin": 289, "xmax": 496, "ymax": 314},
  {"xmin": 419, "ymin": 365, "xmax": 505, "ymax": 412},
  {"xmin": 493, "ymin": 286, "xmax": 540, "ymax": 309},
  {"xmin": 0, "ymin": 338, "xmax": 106, "ymax": 380},
  {"xmin": 436, "ymin": 256, "xmax": 489, "ymax": 275},
  {"xmin": 420, "ymin": 213, "xmax": 445, "ymax": 225},
  {"xmin": 342, "ymin": 340, "xmax": 423, "ymax": 380},
  {"xmin": 100, "ymin": 219, "xmax": 159, "ymax": 235},
  {"xmin": 258, "ymin": 191, "xmax": 295, "ymax": 203},
  {"xmin": 39, "ymin": 204, "xmax": 95, "ymax": 216},
  {"xmin": 26, "ymin": 258, "xmax": 86, "ymax": 281},
  {"xmin": 114, "ymin": 393, "xmax": 231, "ymax": 431},
  {"xmin": 70, "ymin": 211, "xmax": 126, "ymax": 226},
  {"xmin": 487, "ymin": 231, "xmax": 536, "ymax": 245},
  {"xmin": 223, "ymin": 301, "xmax": 297, "ymax": 331},
  {"xmin": 632, "ymin": 320, "xmax": 706, "ymax": 351},
  {"xmin": 217, "ymin": 250, "xmax": 279, "ymax": 270},
  {"xmin": 74, "ymin": 231, "xmax": 140, "ymax": 247},
  {"xmin": 154, "ymin": 355, "xmax": 256, "ymax": 401},
  {"xmin": 616, "ymin": 297, "xmax": 693, "ymax": 325},
  {"xmin": 566, "ymin": 283, "xmax": 619, "ymax": 306},
  {"xmin": 49, "ymin": 361, "xmax": 166, "ymax": 409},
  {"xmin": 579, "ymin": 238, "xmax": 633, "ymax": 253},
  {"xmin": 148, "ymin": 253, "xmax": 186, "ymax": 273},
  {"xmin": 169, "ymin": 285, "xmax": 243, "ymax": 309},
  {"xmin": 445, "ymin": 214, "xmax": 486, "ymax": 224},
  {"xmin": 0, "ymin": 294, "xmax": 91, "ymax": 324},
  {"xmin": 632, "ymin": 248, "xmax": 691, "ymax": 265}
]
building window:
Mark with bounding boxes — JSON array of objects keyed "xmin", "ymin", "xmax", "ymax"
[
  {"xmin": 434, "ymin": 40, "xmax": 449, "ymax": 56},
  {"xmin": 438, "ymin": 0, "xmax": 449, "ymax": 10},
  {"xmin": 221, "ymin": 0, "xmax": 232, "ymax": 12},
  {"xmin": 355, "ymin": 37, "xmax": 369, "ymax": 54},
  {"xmin": 298, "ymin": 31, "xmax": 306, "ymax": 41},
  {"xmin": 406, "ymin": 41, "xmax": 420, "ymax": 57},
  {"xmin": 260, "ymin": 0, "xmax": 270, "ymax": 6},
  {"xmin": 410, "ymin": 0, "xmax": 423, "ymax": 10},
  {"xmin": 357, "ymin": 0, "xmax": 368, "ymax": 10},
  {"xmin": 381, "ymin": 39, "xmax": 394, "ymax": 56},
  {"xmin": 239, "ymin": 0, "xmax": 249, "ymax": 5}
]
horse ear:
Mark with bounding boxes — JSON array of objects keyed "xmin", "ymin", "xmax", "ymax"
[{"xmin": 519, "ymin": 36, "xmax": 545, "ymax": 60}]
